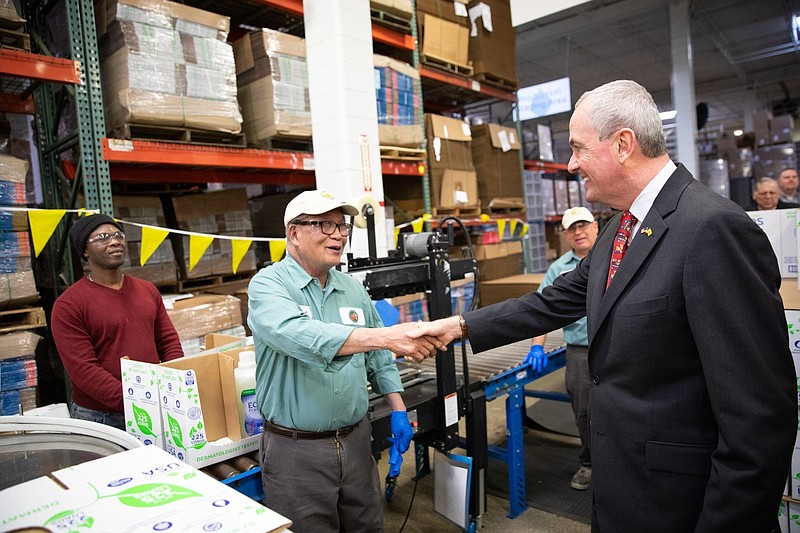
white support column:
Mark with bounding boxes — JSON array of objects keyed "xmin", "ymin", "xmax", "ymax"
[
  {"xmin": 669, "ymin": 0, "xmax": 699, "ymax": 178},
  {"xmin": 304, "ymin": 0, "xmax": 387, "ymax": 257}
]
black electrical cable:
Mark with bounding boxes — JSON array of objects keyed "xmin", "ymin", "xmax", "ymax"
[
  {"xmin": 438, "ymin": 216, "xmax": 479, "ymax": 312},
  {"xmin": 397, "ymin": 475, "xmax": 420, "ymax": 533}
]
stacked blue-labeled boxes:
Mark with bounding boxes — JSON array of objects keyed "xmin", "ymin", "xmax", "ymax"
[
  {"xmin": 0, "ymin": 332, "xmax": 42, "ymax": 415},
  {"xmin": 0, "ymin": 155, "xmax": 39, "ymax": 307},
  {"xmin": 374, "ymin": 54, "xmax": 421, "ymax": 128}
]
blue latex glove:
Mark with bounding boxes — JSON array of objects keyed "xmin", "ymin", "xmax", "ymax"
[
  {"xmin": 390, "ymin": 411, "xmax": 414, "ymax": 454},
  {"xmin": 524, "ymin": 345, "xmax": 547, "ymax": 373},
  {"xmin": 387, "ymin": 441, "xmax": 403, "ymax": 477}
]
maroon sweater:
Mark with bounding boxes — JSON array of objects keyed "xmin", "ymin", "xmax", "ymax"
[{"xmin": 51, "ymin": 275, "xmax": 183, "ymax": 412}]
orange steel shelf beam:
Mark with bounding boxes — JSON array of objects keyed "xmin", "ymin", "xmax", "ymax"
[
  {"xmin": 102, "ymin": 139, "xmax": 425, "ymax": 182},
  {"xmin": 102, "ymin": 139, "xmax": 315, "ymax": 169},
  {"xmin": 419, "ymin": 66, "xmax": 516, "ymax": 102},
  {"xmin": 524, "ymin": 159, "xmax": 570, "ymax": 173},
  {"xmin": 257, "ymin": 0, "xmax": 415, "ymax": 50},
  {"xmin": 0, "ymin": 92, "xmax": 35, "ymax": 114},
  {"xmin": 108, "ymin": 165, "xmax": 316, "ymax": 185},
  {"xmin": 0, "ymin": 49, "xmax": 81, "ymax": 84}
]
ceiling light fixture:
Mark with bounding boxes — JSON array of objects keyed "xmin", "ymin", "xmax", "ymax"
[
  {"xmin": 793, "ymin": 14, "xmax": 800, "ymax": 44},
  {"xmin": 659, "ymin": 110, "xmax": 677, "ymax": 121},
  {"xmin": 734, "ymin": 129, "xmax": 743, "ymax": 136}
]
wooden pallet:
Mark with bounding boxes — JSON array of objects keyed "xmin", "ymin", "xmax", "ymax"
[
  {"xmin": 251, "ymin": 136, "xmax": 313, "ymax": 152},
  {"xmin": 370, "ymin": 7, "xmax": 412, "ymax": 33},
  {"xmin": 472, "ymin": 72, "xmax": 519, "ymax": 91},
  {"xmin": 432, "ymin": 204, "xmax": 481, "ymax": 217},
  {"xmin": 112, "ymin": 123, "xmax": 247, "ymax": 148},
  {"xmin": 379, "ymin": 145, "xmax": 425, "ymax": 160},
  {"xmin": 0, "ymin": 28, "xmax": 30, "ymax": 51},
  {"xmin": 421, "ymin": 54, "xmax": 473, "ymax": 78},
  {"xmin": 175, "ymin": 272, "xmax": 255, "ymax": 293},
  {"xmin": 0, "ymin": 306, "xmax": 46, "ymax": 334},
  {"xmin": 485, "ymin": 197, "xmax": 526, "ymax": 214}
]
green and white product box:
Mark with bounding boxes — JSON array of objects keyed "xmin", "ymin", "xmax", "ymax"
[
  {"xmin": 121, "ymin": 358, "xmax": 164, "ymax": 448},
  {"xmin": 123, "ymin": 344, "xmax": 260, "ymax": 468},
  {"xmin": 0, "ymin": 444, "xmax": 292, "ymax": 532}
]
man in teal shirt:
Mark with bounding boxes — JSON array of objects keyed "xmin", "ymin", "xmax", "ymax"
[
  {"xmin": 528, "ymin": 206, "xmax": 598, "ymax": 491},
  {"xmin": 248, "ymin": 190, "xmax": 440, "ymax": 532}
]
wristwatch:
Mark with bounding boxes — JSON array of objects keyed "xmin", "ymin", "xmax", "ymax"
[{"xmin": 458, "ymin": 314, "xmax": 469, "ymax": 339}]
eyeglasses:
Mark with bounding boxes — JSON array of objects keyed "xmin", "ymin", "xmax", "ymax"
[
  {"xmin": 292, "ymin": 220, "xmax": 353, "ymax": 236},
  {"xmin": 87, "ymin": 231, "xmax": 126, "ymax": 245},
  {"xmin": 566, "ymin": 221, "xmax": 592, "ymax": 233}
]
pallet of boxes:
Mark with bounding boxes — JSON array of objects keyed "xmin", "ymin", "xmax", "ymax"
[
  {"xmin": 424, "ymin": 113, "xmax": 479, "ymax": 215},
  {"xmin": 416, "ymin": 0, "xmax": 471, "ymax": 76},
  {"xmin": 466, "ymin": 0, "xmax": 518, "ymax": 90},
  {"xmin": 233, "ymin": 28, "xmax": 312, "ymax": 148},
  {"xmin": 97, "ymin": 0, "xmax": 242, "ymax": 140},
  {"xmin": 0, "ymin": 155, "xmax": 45, "ymax": 415}
]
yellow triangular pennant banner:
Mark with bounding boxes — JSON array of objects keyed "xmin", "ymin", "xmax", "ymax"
[
  {"xmin": 411, "ymin": 218, "xmax": 424, "ymax": 233},
  {"xmin": 269, "ymin": 240, "xmax": 286, "ymax": 263},
  {"xmin": 509, "ymin": 219, "xmax": 518, "ymax": 238},
  {"xmin": 519, "ymin": 223, "xmax": 529, "ymax": 237},
  {"xmin": 28, "ymin": 209, "xmax": 66, "ymax": 257},
  {"xmin": 497, "ymin": 218, "xmax": 507, "ymax": 240},
  {"xmin": 140, "ymin": 226, "xmax": 170, "ymax": 266},
  {"xmin": 188, "ymin": 234, "xmax": 214, "ymax": 272},
  {"xmin": 394, "ymin": 227, "xmax": 400, "ymax": 247},
  {"xmin": 231, "ymin": 238, "xmax": 253, "ymax": 274}
]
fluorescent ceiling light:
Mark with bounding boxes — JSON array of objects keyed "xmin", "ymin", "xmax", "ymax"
[
  {"xmin": 793, "ymin": 14, "xmax": 799, "ymax": 44},
  {"xmin": 734, "ymin": 129, "xmax": 743, "ymax": 136},
  {"xmin": 659, "ymin": 110, "xmax": 677, "ymax": 121}
]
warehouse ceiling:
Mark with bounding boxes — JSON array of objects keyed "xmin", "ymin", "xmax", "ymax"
[{"xmin": 515, "ymin": 0, "xmax": 800, "ymax": 137}]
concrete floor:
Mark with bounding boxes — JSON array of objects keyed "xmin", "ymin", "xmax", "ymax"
[{"xmin": 381, "ymin": 368, "xmax": 591, "ymax": 532}]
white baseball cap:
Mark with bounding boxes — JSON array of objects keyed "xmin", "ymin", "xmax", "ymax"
[
  {"xmin": 561, "ymin": 206, "xmax": 595, "ymax": 230},
  {"xmin": 284, "ymin": 190, "xmax": 360, "ymax": 227}
]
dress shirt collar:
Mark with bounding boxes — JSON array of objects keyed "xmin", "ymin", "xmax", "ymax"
[{"xmin": 628, "ymin": 159, "xmax": 676, "ymax": 239}]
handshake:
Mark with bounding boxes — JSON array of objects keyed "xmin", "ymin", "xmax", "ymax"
[{"xmin": 382, "ymin": 316, "xmax": 464, "ymax": 363}]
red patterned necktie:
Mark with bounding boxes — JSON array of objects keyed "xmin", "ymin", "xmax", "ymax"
[{"xmin": 606, "ymin": 210, "xmax": 637, "ymax": 289}]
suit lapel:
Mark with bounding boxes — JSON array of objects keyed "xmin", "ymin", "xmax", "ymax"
[{"xmin": 588, "ymin": 165, "xmax": 694, "ymax": 339}]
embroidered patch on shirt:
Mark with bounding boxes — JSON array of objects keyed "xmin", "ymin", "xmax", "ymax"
[
  {"xmin": 299, "ymin": 305, "xmax": 312, "ymax": 318},
  {"xmin": 339, "ymin": 307, "xmax": 365, "ymax": 325}
]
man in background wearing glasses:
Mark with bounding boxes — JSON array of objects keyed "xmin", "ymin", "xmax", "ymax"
[
  {"xmin": 526, "ymin": 206, "xmax": 598, "ymax": 492},
  {"xmin": 247, "ymin": 190, "xmax": 442, "ymax": 532},
  {"xmin": 51, "ymin": 213, "xmax": 184, "ymax": 430}
]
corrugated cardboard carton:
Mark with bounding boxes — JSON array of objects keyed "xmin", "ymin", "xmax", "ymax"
[
  {"xmin": 467, "ymin": 0, "xmax": 517, "ymax": 86},
  {"xmin": 471, "ymin": 123, "xmax": 522, "ymax": 204},
  {"xmin": 419, "ymin": 13, "xmax": 469, "ymax": 67},
  {"xmin": 478, "ymin": 272, "xmax": 543, "ymax": 307},
  {"xmin": 167, "ymin": 294, "xmax": 243, "ymax": 340}
]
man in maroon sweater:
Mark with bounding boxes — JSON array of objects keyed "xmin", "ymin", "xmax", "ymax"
[{"xmin": 51, "ymin": 213, "xmax": 184, "ymax": 429}]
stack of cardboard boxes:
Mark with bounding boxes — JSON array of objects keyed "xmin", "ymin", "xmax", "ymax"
[
  {"xmin": 168, "ymin": 188, "xmax": 257, "ymax": 281},
  {"xmin": 112, "ymin": 195, "xmax": 178, "ymax": 287},
  {"xmin": 425, "ymin": 113, "xmax": 478, "ymax": 210},
  {"xmin": 374, "ymin": 54, "xmax": 423, "ymax": 148},
  {"xmin": 233, "ymin": 29, "xmax": 311, "ymax": 144},
  {"xmin": 470, "ymin": 123, "xmax": 523, "ymax": 211},
  {"xmin": 97, "ymin": 0, "xmax": 242, "ymax": 134}
]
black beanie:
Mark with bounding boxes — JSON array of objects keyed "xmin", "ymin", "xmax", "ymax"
[{"xmin": 69, "ymin": 214, "xmax": 123, "ymax": 261}]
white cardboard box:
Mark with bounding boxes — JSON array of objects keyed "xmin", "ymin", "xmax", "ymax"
[
  {"xmin": 122, "ymin": 358, "xmax": 164, "ymax": 448},
  {"xmin": 0, "ymin": 445, "xmax": 291, "ymax": 532},
  {"xmin": 747, "ymin": 208, "xmax": 797, "ymax": 279}
]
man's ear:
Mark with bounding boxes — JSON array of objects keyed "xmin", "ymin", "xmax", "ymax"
[{"xmin": 616, "ymin": 128, "xmax": 636, "ymax": 163}]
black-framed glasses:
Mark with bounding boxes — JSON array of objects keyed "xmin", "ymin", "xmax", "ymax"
[
  {"xmin": 292, "ymin": 220, "xmax": 353, "ymax": 236},
  {"xmin": 87, "ymin": 231, "xmax": 126, "ymax": 245},
  {"xmin": 566, "ymin": 221, "xmax": 592, "ymax": 233}
]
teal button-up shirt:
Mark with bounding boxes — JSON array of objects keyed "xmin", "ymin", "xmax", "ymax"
[
  {"xmin": 537, "ymin": 250, "xmax": 589, "ymax": 346},
  {"xmin": 247, "ymin": 252, "xmax": 403, "ymax": 431}
]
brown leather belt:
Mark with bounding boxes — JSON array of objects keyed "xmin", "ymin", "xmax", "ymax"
[{"xmin": 263, "ymin": 420, "xmax": 357, "ymax": 440}]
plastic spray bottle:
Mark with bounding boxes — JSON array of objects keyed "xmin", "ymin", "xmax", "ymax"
[{"xmin": 235, "ymin": 350, "xmax": 262, "ymax": 437}]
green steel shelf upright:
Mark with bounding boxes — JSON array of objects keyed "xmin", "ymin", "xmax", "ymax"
[{"xmin": 21, "ymin": 0, "xmax": 113, "ymax": 284}]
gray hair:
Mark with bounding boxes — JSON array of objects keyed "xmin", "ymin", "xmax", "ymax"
[
  {"xmin": 575, "ymin": 80, "xmax": 667, "ymax": 158},
  {"xmin": 754, "ymin": 176, "xmax": 778, "ymax": 189}
]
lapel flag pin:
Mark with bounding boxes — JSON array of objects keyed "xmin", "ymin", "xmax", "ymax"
[{"xmin": 640, "ymin": 227, "xmax": 653, "ymax": 237}]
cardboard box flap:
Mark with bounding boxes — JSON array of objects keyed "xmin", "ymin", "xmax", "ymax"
[
  {"xmin": 486, "ymin": 123, "xmax": 521, "ymax": 151},
  {"xmin": 427, "ymin": 113, "xmax": 472, "ymax": 142},
  {"xmin": 440, "ymin": 169, "xmax": 478, "ymax": 207}
]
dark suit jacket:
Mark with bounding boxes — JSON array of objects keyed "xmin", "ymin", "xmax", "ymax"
[{"xmin": 466, "ymin": 165, "xmax": 796, "ymax": 532}]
